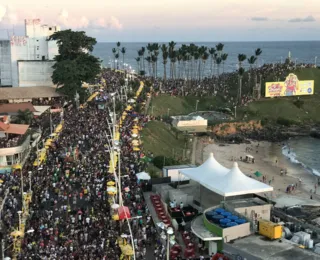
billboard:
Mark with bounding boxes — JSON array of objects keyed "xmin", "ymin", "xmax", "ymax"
[{"xmin": 265, "ymin": 73, "xmax": 314, "ymax": 97}]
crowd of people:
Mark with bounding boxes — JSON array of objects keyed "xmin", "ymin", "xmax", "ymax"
[
  {"xmin": 150, "ymin": 62, "xmax": 314, "ymax": 108},
  {"xmin": 0, "ymin": 70, "xmax": 188, "ymax": 260}
]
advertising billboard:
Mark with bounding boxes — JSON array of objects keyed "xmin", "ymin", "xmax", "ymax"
[{"xmin": 265, "ymin": 73, "xmax": 314, "ymax": 97}]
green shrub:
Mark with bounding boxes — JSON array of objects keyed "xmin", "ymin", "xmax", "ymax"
[
  {"xmin": 153, "ymin": 156, "xmax": 180, "ymax": 169},
  {"xmin": 276, "ymin": 117, "xmax": 297, "ymax": 126}
]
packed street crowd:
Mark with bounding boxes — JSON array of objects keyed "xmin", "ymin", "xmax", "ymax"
[
  {"xmin": 1, "ymin": 70, "xmax": 197, "ymax": 260},
  {"xmin": 2, "ymin": 61, "xmax": 302, "ymax": 259}
]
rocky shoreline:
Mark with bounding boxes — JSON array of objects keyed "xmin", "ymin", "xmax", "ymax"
[{"xmin": 213, "ymin": 124, "xmax": 319, "ymax": 143}]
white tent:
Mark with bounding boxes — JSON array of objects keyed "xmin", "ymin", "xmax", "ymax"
[
  {"xmin": 33, "ymin": 106, "xmax": 50, "ymax": 116},
  {"xmin": 136, "ymin": 171, "xmax": 151, "ymax": 180},
  {"xmin": 179, "ymin": 153, "xmax": 229, "ymax": 183},
  {"xmin": 203, "ymin": 162, "xmax": 273, "ymax": 197}
]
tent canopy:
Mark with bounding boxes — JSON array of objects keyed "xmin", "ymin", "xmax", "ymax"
[
  {"xmin": 202, "ymin": 162, "xmax": 273, "ymax": 197},
  {"xmin": 179, "ymin": 153, "xmax": 229, "ymax": 183},
  {"xmin": 179, "ymin": 153, "xmax": 273, "ymax": 197},
  {"xmin": 136, "ymin": 171, "xmax": 151, "ymax": 180}
]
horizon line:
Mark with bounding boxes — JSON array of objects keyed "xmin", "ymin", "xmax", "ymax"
[{"xmin": 97, "ymin": 40, "xmax": 320, "ymax": 43}]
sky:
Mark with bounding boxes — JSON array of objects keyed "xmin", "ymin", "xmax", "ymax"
[{"xmin": 1, "ymin": 0, "xmax": 320, "ymax": 42}]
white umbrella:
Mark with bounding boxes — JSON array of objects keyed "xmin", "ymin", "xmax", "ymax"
[
  {"xmin": 107, "ymin": 186, "xmax": 117, "ymax": 192},
  {"xmin": 128, "ymin": 98, "xmax": 136, "ymax": 104},
  {"xmin": 111, "ymin": 203, "xmax": 120, "ymax": 209},
  {"xmin": 136, "ymin": 171, "xmax": 151, "ymax": 180}
]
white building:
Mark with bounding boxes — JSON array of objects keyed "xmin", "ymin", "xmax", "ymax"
[{"xmin": 0, "ymin": 19, "xmax": 60, "ymax": 88}]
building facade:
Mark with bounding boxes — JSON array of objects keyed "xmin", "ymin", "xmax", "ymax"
[{"xmin": 0, "ymin": 19, "xmax": 60, "ymax": 88}]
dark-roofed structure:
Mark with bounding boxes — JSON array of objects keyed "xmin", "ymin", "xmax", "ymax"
[
  {"xmin": 0, "ymin": 86, "xmax": 61, "ymax": 101},
  {"xmin": 0, "ymin": 103, "xmax": 36, "ymax": 115}
]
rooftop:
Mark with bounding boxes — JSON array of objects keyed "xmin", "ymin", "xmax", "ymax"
[
  {"xmin": 226, "ymin": 197, "xmax": 270, "ymax": 209},
  {"xmin": 0, "ymin": 103, "xmax": 36, "ymax": 115},
  {"xmin": 0, "ymin": 122, "xmax": 29, "ymax": 135},
  {"xmin": 163, "ymin": 164, "xmax": 196, "ymax": 170},
  {"xmin": 0, "ymin": 87, "xmax": 61, "ymax": 100},
  {"xmin": 191, "ymin": 215, "xmax": 222, "ymax": 241},
  {"xmin": 229, "ymin": 235, "xmax": 319, "ymax": 260}
]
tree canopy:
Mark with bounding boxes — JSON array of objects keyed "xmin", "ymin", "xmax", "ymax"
[{"xmin": 49, "ymin": 30, "xmax": 101, "ymax": 98}]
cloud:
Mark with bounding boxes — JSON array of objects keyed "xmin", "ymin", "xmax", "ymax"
[
  {"xmin": 288, "ymin": 15, "xmax": 316, "ymax": 23},
  {"xmin": 57, "ymin": 9, "xmax": 122, "ymax": 30},
  {"xmin": 0, "ymin": 5, "xmax": 6, "ymax": 22},
  {"xmin": 251, "ymin": 17, "xmax": 269, "ymax": 22},
  {"xmin": 0, "ymin": 5, "xmax": 19, "ymax": 25},
  {"xmin": 109, "ymin": 16, "xmax": 123, "ymax": 30}
]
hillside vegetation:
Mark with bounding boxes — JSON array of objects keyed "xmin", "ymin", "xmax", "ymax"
[
  {"xmin": 148, "ymin": 68, "xmax": 320, "ymax": 124},
  {"xmin": 239, "ymin": 68, "xmax": 320, "ymax": 124}
]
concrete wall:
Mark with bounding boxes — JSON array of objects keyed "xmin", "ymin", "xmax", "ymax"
[
  {"xmin": 18, "ymin": 61, "xmax": 55, "ymax": 87},
  {"xmin": 222, "ymin": 222, "xmax": 251, "ymax": 242},
  {"xmin": 0, "ymin": 40, "xmax": 12, "ymax": 86},
  {"xmin": 234, "ymin": 204, "xmax": 272, "ymax": 221},
  {"xmin": 0, "ymin": 136, "xmax": 30, "ymax": 157},
  {"xmin": 8, "ymin": 19, "xmax": 59, "ymax": 87}
]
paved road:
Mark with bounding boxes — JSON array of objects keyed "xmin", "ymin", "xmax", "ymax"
[{"xmin": 224, "ymin": 243, "xmax": 263, "ymax": 260}]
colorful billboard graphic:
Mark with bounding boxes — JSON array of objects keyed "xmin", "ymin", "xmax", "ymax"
[{"xmin": 265, "ymin": 73, "xmax": 314, "ymax": 97}]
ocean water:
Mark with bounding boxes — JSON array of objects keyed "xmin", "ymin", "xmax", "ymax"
[
  {"xmin": 93, "ymin": 41, "xmax": 320, "ymax": 75},
  {"xmin": 282, "ymin": 137, "xmax": 320, "ymax": 177}
]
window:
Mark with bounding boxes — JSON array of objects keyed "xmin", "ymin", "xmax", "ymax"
[
  {"xmin": 36, "ymin": 46, "xmax": 39, "ymax": 50},
  {"xmin": 42, "ymin": 56, "xmax": 45, "ymax": 61},
  {"xmin": 37, "ymin": 55, "xmax": 39, "ymax": 59}
]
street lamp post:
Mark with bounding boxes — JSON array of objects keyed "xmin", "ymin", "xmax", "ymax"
[
  {"xmin": 234, "ymin": 106, "xmax": 237, "ymax": 119},
  {"xmin": 195, "ymin": 100, "xmax": 199, "ymax": 112},
  {"xmin": 315, "ymin": 56, "xmax": 318, "ymax": 67},
  {"xmin": 166, "ymin": 227, "xmax": 174, "ymax": 260},
  {"xmin": 28, "ymin": 171, "xmax": 32, "ymax": 193},
  {"xmin": 167, "ymin": 108, "xmax": 170, "ymax": 117}
]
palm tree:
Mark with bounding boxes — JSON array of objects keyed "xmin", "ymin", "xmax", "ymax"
[
  {"xmin": 209, "ymin": 48, "xmax": 216, "ymax": 77},
  {"xmin": 115, "ymin": 53, "xmax": 120, "ymax": 69},
  {"xmin": 255, "ymin": 48, "xmax": 262, "ymax": 67},
  {"xmin": 161, "ymin": 44, "xmax": 169, "ymax": 80},
  {"xmin": 221, "ymin": 53, "xmax": 228, "ymax": 73},
  {"xmin": 238, "ymin": 54, "xmax": 247, "ymax": 68},
  {"xmin": 141, "ymin": 47, "xmax": 146, "ymax": 72},
  {"xmin": 238, "ymin": 67, "xmax": 245, "ymax": 104},
  {"xmin": 112, "ymin": 48, "xmax": 117, "ymax": 69},
  {"xmin": 216, "ymin": 57, "xmax": 222, "ymax": 77},
  {"xmin": 135, "ymin": 57, "xmax": 141, "ymax": 72},
  {"xmin": 247, "ymin": 55, "xmax": 257, "ymax": 94},
  {"xmin": 15, "ymin": 109, "xmax": 34, "ymax": 124},
  {"xmin": 201, "ymin": 51, "xmax": 209, "ymax": 79},
  {"xmin": 121, "ymin": 47, "xmax": 126, "ymax": 70},
  {"xmin": 138, "ymin": 49, "xmax": 144, "ymax": 74},
  {"xmin": 145, "ymin": 56, "xmax": 152, "ymax": 76},
  {"xmin": 216, "ymin": 43, "xmax": 224, "ymax": 57},
  {"xmin": 116, "ymin": 41, "xmax": 121, "ymax": 50}
]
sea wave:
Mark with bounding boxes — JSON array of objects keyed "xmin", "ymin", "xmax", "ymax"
[{"xmin": 282, "ymin": 145, "xmax": 320, "ymax": 177}]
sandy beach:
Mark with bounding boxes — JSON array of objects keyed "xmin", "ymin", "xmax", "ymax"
[{"xmin": 196, "ymin": 138, "xmax": 320, "ymax": 204}]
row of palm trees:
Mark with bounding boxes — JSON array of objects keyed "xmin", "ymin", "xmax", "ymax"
[
  {"xmin": 134, "ymin": 42, "xmax": 231, "ymax": 80},
  {"xmin": 112, "ymin": 42, "xmax": 263, "ymax": 101},
  {"xmin": 112, "ymin": 42, "xmax": 126, "ymax": 70}
]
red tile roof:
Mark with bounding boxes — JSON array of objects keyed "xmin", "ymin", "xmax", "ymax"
[
  {"xmin": 0, "ymin": 122, "xmax": 29, "ymax": 135},
  {"xmin": 0, "ymin": 103, "xmax": 37, "ymax": 114}
]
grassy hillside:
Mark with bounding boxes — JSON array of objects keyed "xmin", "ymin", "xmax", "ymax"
[
  {"xmin": 141, "ymin": 121, "xmax": 189, "ymax": 158},
  {"xmin": 148, "ymin": 95, "xmax": 225, "ymax": 117},
  {"xmin": 239, "ymin": 68, "xmax": 320, "ymax": 123},
  {"xmin": 148, "ymin": 68, "xmax": 320, "ymax": 124}
]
